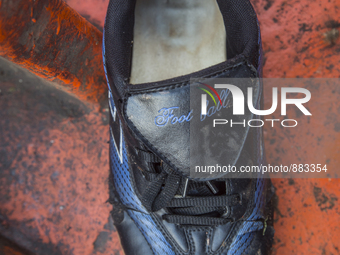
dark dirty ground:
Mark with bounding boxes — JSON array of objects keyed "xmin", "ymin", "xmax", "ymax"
[
  {"xmin": 0, "ymin": 57, "xmax": 122, "ymax": 255},
  {"xmin": 1, "ymin": 0, "xmax": 340, "ymax": 254}
]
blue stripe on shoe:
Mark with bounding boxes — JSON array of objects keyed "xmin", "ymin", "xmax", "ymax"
[
  {"xmin": 108, "ymin": 94, "xmax": 174, "ymax": 254},
  {"xmin": 109, "ymin": 134, "xmax": 146, "ymax": 212},
  {"xmin": 228, "ymin": 178, "xmax": 265, "ymax": 254},
  {"xmin": 102, "ymin": 27, "xmax": 111, "ymax": 91},
  {"xmin": 108, "ymin": 95, "xmax": 146, "ymax": 212}
]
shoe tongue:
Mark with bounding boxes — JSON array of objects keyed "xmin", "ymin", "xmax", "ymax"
[
  {"xmin": 125, "ymin": 84, "xmax": 192, "ymax": 176},
  {"xmin": 124, "ymin": 65, "xmax": 259, "ymax": 179}
]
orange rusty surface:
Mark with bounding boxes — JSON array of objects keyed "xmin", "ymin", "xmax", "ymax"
[
  {"xmin": 0, "ymin": 236, "xmax": 30, "ymax": 255},
  {"xmin": 1, "ymin": 245, "xmax": 25, "ymax": 255},
  {"xmin": 0, "ymin": 0, "xmax": 339, "ymax": 254},
  {"xmin": 0, "ymin": 57, "xmax": 122, "ymax": 255},
  {"xmin": 253, "ymin": 0, "xmax": 340, "ymax": 254},
  {"xmin": 0, "ymin": 0, "xmax": 107, "ymax": 104},
  {"xmin": 63, "ymin": 0, "xmax": 109, "ymax": 29}
]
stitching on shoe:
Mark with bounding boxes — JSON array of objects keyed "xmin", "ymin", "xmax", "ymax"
[
  {"xmin": 125, "ymin": 211, "xmax": 156, "ymax": 254},
  {"xmin": 186, "ymin": 229, "xmax": 195, "ymax": 254},
  {"xmin": 151, "ymin": 213, "xmax": 191, "ymax": 255},
  {"xmin": 204, "ymin": 227, "xmax": 214, "ymax": 254},
  {"xmin": 214, "ymin": 221, "xmax": 240, "ymax": 254}
]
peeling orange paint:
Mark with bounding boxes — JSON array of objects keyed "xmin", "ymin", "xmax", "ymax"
[{"xmin": 0, "ymin": 0, "xmax": 106, "ymax": 104}]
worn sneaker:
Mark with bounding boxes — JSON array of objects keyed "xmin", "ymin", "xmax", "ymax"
[{"xmin": 103, "ymin": 0, "xmax": 274, "ymax": 254}]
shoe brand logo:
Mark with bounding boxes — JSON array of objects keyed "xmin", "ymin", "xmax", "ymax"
[
  {"xmin": 154, "ymin": 84, "xmax": 231, "ymax": 127},
  {"xmin": 155, "ymin": 107, "xmax": 193, "ymax": 127}
]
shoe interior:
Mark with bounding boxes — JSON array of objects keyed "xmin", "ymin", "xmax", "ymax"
[{"xmin": 130, "ymin": 0, "xmax": 227, "ymax": 84}]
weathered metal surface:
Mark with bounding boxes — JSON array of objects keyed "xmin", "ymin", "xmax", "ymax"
[
  {"xmin": 0, "ymin": 57, "xmax": 122, "ymax": 255},
  {"xmin": 0, "ymin": 0, "xmax": 107, "ymax": 104},
  {"xmin": 254, "ymin": 0, "xmax": 340, "ymax": 254},
  {"xmin": 0, "ymin": 0, "xmax": 339, "ymax": 254}
]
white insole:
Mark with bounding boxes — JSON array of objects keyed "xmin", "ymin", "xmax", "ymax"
[{"xmin": 130, "ymin": 0, "xmax": 227, "ymax": 84}]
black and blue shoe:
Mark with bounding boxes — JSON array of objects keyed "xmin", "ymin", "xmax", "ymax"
[{"xmin": 103, "ymin": 0, "xmax": 274, "ymax": 254}]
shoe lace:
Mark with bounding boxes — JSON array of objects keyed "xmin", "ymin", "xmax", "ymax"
[{"xmin": 138, "ymin": 150, "xmax": 242, "ymax": 226}]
